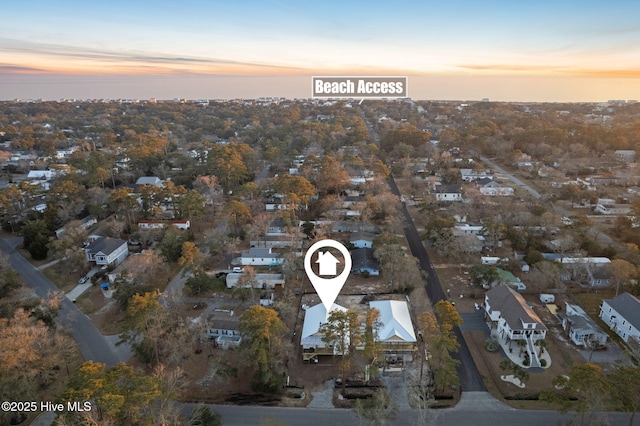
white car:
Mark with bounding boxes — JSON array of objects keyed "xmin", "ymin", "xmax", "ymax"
[
  {"xmin": 232, "ymin": 267, "xmax": 244, "ymax": 273},
  {"xmin": 78, "ymin": 276, "xmax": 90, "ymax": 284}
]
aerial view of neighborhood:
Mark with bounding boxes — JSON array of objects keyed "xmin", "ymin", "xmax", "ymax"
[{"xmin": 2, "ymin": 2, "xmax": 640, "ymax": 426}]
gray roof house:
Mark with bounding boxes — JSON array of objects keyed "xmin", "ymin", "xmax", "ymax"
[
  {"xmin": 207, "ymin": 313, "xmax": 242, "ymax": 349},
  {"xmin": 84, "ymin": 237, "xmax": 128, "ymax": 266},
  {"xmin": 435, "ymin": 184, "xmax": 462, "ymax": 201},
  {"xmin": 599, "ymin": 292, "xmax": 640, "ymax": 343},
  {"xmin": 562, "ymin": 303, "xmax": 608, "ymax": 348},
  {"xmin": 350, "ymin": 248, "xmax": 380, "ymax": 276},
  {"xmin": 484, "ymin": 285, "xmax": 547, "ymax": 367}
]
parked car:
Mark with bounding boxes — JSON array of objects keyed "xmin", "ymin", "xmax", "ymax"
[
  {"xmin": 232, "ymin": 267, "xmax": 244, "ymax": 273},
  {"xmin": 78, "ymin": 276, "xmax": 89, "ymax": 284}
]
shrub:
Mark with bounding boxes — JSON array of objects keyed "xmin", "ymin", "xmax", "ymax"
[
  {"xmin": 540, "ymin": 359, "xmax": 547, "ymax": 367},
  {"xmin": 485, "ymin": 339, "xmax": 500, "ymax": 352}
]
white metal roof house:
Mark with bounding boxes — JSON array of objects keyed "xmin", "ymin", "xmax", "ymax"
[
  {"xmin": 484, "ymin": 285, "xmax": 547, "ymax": 367},
  {"xmin": 84, "ymin": 237, "xmax": 128, "ymax": 266},
  {"xmin": 599, "ymin": 292, "xmax": 640, "ymax": 343},
  {"xmin": 301, "ymin": 303, "xmax": 348, "ymax": 360},
  {"xmin": 135, "ymin": 176, "xmax": 164, "ymax": 187},
  {"xmin": 370, "ymin": 300, "xmax": 417, "ymax": 361}
]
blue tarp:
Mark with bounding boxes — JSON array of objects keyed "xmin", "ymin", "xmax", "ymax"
[{"xmin": 100, "ymin": 283, "xmax": 109, "ymax": 289}]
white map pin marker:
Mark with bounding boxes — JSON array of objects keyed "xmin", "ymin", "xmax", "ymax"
[{"xmin": 304, "ymin": 239, "xmax": 352, "ymax": 312}]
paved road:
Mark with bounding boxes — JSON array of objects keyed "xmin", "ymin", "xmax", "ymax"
[
  {"xmin": 474, "ymin": 153, "xmax": 542, "ymax": 199},
  {"xmin": 358, "ymin": 109, "xmax": 486, "ymax": 392},
  {"xmin": 0, "ymin": 238, "xmax": 129, "ymax": 367},
  {"xmin": 387, "ymin": 176, "xmax": 486, "ymax": 392},
  {"xmin": 179, "ymin": 399, "xmax": 636, "ymax": 426}
]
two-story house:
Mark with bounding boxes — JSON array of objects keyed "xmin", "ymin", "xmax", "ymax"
[
  {"xmin": 484, "ymin": 285, "xmax": 547, "ymax": 367},
  {"xmin": 84, "ymin": 237, "xmax": 128, "ymax": 267},
  {"xmin": 600, "ymin": 292, "xmax": 640, "ymax": 344}
]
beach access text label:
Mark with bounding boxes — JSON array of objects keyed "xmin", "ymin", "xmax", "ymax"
[{"xmin": 312, "ymin": 76, "xmax": 407, "ymax": 98}]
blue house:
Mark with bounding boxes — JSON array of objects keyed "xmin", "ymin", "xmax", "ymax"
[{"xmin": 350, "ymin": 248, "xmax": 380, "ymax": 276}]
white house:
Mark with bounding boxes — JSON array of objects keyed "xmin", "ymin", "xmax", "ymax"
[
  {"xmin": 594, "ymin": 203, "xmax": 632, "ymax": 215},
  {"xmin": 138, "ymin": 219, "xmax": 191, "ymax": 230},
  {"xmin": 435, "ymin": 184, "xmax": 462, "ymax": 201},
  {"xmin": 452, "ymin": 224, "xmax": 483, "ymax": 237},
  {"xmin": 55, "ymin": 216, "xmax": 97, "ymax": 239},
  {"xmin": 370, "ymin": 300, "xmax": 417, "ymax": 361},
  {"xmin": 480, "ymin": 186, "xmax": 514, "ymax": 196},
  {"xmin": 225, "ymin": 273, "xmax": 285, "ymax": 289},
  {"xmin": 207, "ymin": 313, "xmax": 242, "ymax": 349},
  {"xmin": 84, "ymin": 237, "xmax": 128, "ymax": 267},
  {"xmin": 350, "ymin": 231, "xmax": 375, "ymax": 249},
  {"xmin": 484, "ymin": 285, "xmax": 547, "ymax": 367},
  {"xmin": 238, "ymin": 247, "xmax": 283, "ymax": 266},
  {"xmin": 301, "ymin": 303, "xmax": 348, "ymax": 360},
  {"xmin": 460, "ymin": 169, "xmax": 490, "ymax": 182},
  {"xmin": 562, "ymin": 303, "xmax": 608, "ymax": 349},
  {"xmin": 599, "ymin": 292, "xmax": 640, "ymax": 343}
]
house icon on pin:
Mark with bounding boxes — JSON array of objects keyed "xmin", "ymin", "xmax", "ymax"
[{"xmin": 316, "ymin": 251, "xmax": 340, "ymax": 276}]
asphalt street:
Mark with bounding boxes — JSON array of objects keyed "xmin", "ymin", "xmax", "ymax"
[
  {"xmin": 0, "ymin": 237, "xmax": 128, "ymax": 367},
  {"xmin": 387, "ymin": 176, "xmax": 487, "ymax": 392}
]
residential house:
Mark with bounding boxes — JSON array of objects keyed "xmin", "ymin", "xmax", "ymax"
[
  {"xmin": 350, "ymin": 248, "xmax": 380, "ymax": 276},
  {"xmin": 452, "ymin": 223, "xmax": 483, "ymax": 237},
  {"xmin": 341, "ymin": 195, "xmax": 366, "ymax": 209},
  {"xmin": 476, "ymin": 178, "xmax": 499, "ymax": 188},
  {"xmin": 587, "ymin": 175, "xmax": 627, "ymax": 186},
  {"xmin": 557, "ymin": 257, "xmax": 611, "ymax": 287},
  {"xmin": 225, "ymin": 273, "xmax": 285, "ymax": 289},
  {"xmin": 490, "ymin": 268, "xmax": 526, "ymax": 291},
  {"xmin": 267, "ymin": 219, "xmax": 288, "ymax": 236},
  {"xmin": 238, "ymin": 247, "xmax": 283, "ymax": 266},
  {"xmin": 350, "ymin": 231, "xmax": 375, "ymax": 249},
  {"xmin": 207, "ymin": 313, "xmax": 242, "ymax": 349},
  {"xmin": 55, "ymin": 216, "xmax": 97, "ymax": 239},
  {"xmin": 599, "ymin": 292, "xmax": 640, "ymax": 343},
  {"xmin": 460, "ymin": 169, "xmax": 490, "ymax": 182},
  {"xmin": 135, "ymin": 176, "xmax": 164, "ymax": 188},
  {"xmin": 614, "ymin": 150, "xmax": 636, "ymax": 163},
  {"xmin": 435, "ymin": 184, "xmax": 462, "ymax": 201},
  {"xmin": 265, "ymin": 195, "xmax": 292, "ymax": 211},
  {"xmin": 562, "ymin": 303, "xmax": 608, "ymax": 349},
  {"xmin": 331, "ymin": 221, "xmax": 378, "ymax": 234},
  {"xmin": 484, "ymin": 285, "xmax": 547, "ymax": 367},
  {"xmin": 480, "ymin": 186, "xmax": 514, "ymax": 196},
  {"xmin": 370, "ymin": 300, "xmax": 417, "ymax": 362},
  {"xmin": 84, "ymin": 237, "xmax": 129, "ymax": 267},
  {"xmin": 137, "ymin": 219, "xmax": 191, "ymax": 230},
  {"xmin": 250, "ymin": 235, "xmax": 302, "ymax": 250},
  {"xmin": 594, "ymin": 203, "xmax": 631, "ymax": 215},
  {"xmin": 301, "ymin": 303, "xmax": 348, "ymax": 361}
]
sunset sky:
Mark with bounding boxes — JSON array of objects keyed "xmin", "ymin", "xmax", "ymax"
[{"xmin": 2, "ymin": 1, "xmax": 640, "ymax": 101}]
